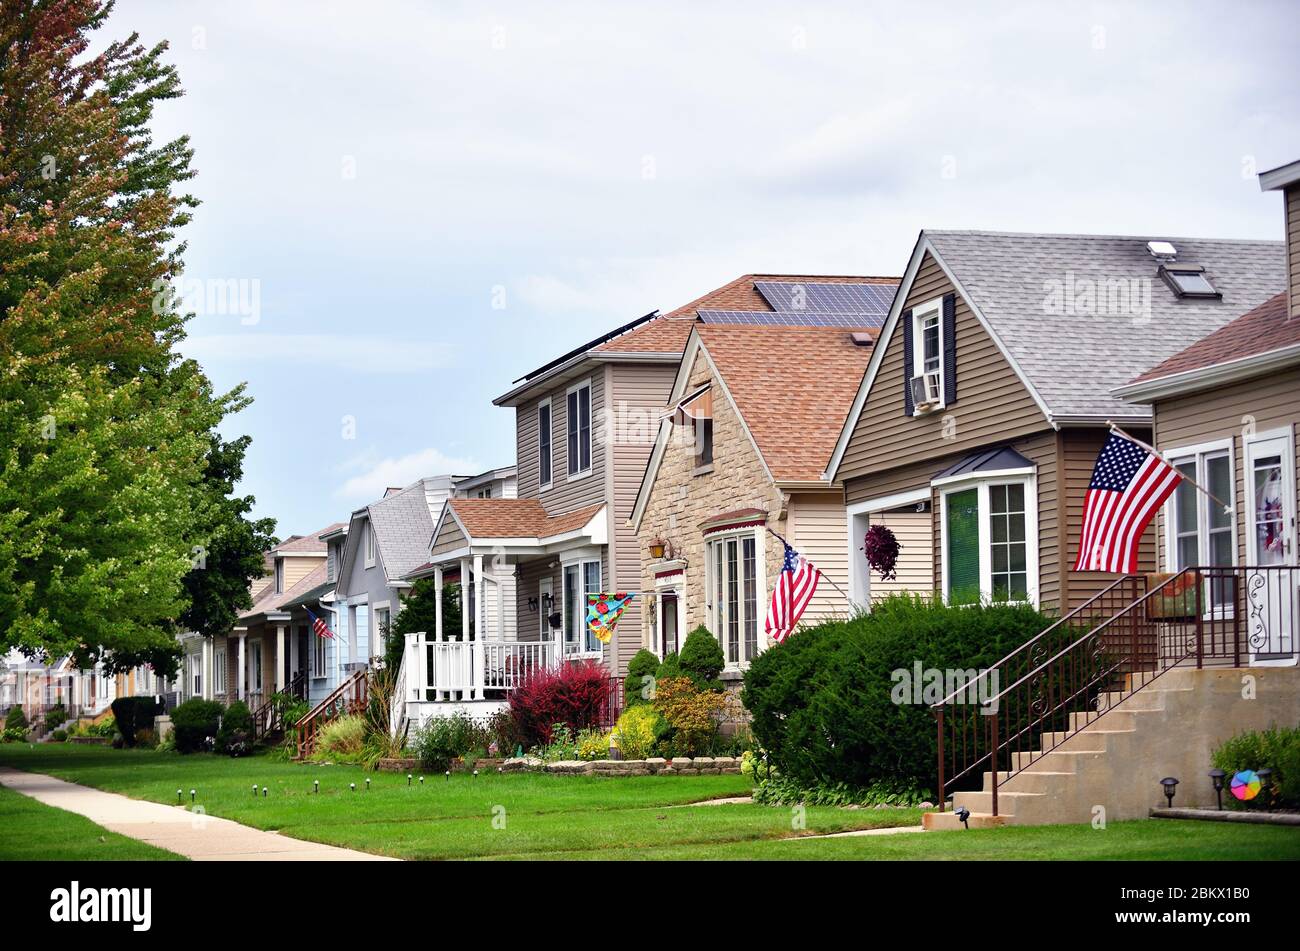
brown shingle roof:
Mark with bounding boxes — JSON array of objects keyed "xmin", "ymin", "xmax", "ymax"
[
  {"xmin": 239, "ymin": 562, "xmax": 328, "ymax": 621},
  {"xmin": 447, "ymin": 499, "xmax": 605, "ymax": 540},
  {"xmin": 273, "ymin": 523, "xmax": 345, "ymax": 554},
  {"xmin": 1129, "ymin": 292, "xmax": 1293, "ymax": 384},
  {"xmin": 698, "ymin": 324, "xmax": 877, "ymax": 482},
  {"xmin": 593, "ymin": 273, "xmax": 897, "ymax": 356}
]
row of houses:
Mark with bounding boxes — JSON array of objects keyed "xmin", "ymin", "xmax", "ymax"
[{"xmin": 19, "ymin": 160, "xmax": 1295, "ymax": 774}]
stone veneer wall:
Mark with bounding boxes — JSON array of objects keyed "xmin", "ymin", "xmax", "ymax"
[{"xmin": 637, "ymin": 351, "xmax": 785, "ymax": 656}]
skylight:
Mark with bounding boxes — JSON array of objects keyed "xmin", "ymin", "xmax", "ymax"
[{"xmin": 1159, "ymin": 264, "xmax": 1220, "ymax": 299}]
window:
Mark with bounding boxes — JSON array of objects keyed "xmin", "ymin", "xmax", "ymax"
[
  {"xmin": 213, "ymin": 649, "xmax": 226, "ymax": 695},
  {"xmin": 274, "ymin": 558, "xmax": 284, "ymax": 594},
  {"xmin": 249, "ymin": 641, "xmax": 263, "ymax": 694},
  {"xmin": 365, "ymin": 525, "xmax": 376, "ymax": 568},
  {"xmin": 327, "ymin": 543, "xmax": 336, "ymax": 582},
  {"xmin": 189, "ymin": 654, "xmax": 202, "ymax": 697},
  {"xmin": 313, "ymin": 630, "xmax": 327, "ymax": 678},
  {"xmin": 695, "ymin": 418, "xmax": 714, "ymax": 467},
  {"xmin": 567, "ymin": 381, "xmax": 592, "ymax": 477},
  {"xmin": 679, "ymin": 387, "xmax": 713, "ymax": 470},
  {"xmin": 911, "ymin": 299, "xmax": 944, "ymax": 408},
  {"xmin": 940, "ymin": 476, "xmax": 1037, "ymax": 605},
  {"xmin": 563, "ymin": 559, "xmax": 602, "ymax": 655},
  {"xmin": 538, "ymin": 400, "xmax": 553, "ymax": 489},
  {"xmin": 475, "ymin": 488, "xmax": 492, "ymax": 498},
  {"xmin": 1160, "ymin": 264, "xmax": 1219, "ymax": 299},
  {"xmin": 1166, "ymin": 446, "xmax": 1235, "ymax": 609},
  {"xmin": 708, "ymin": 532, "xmax": 759, "ymax": 667},
  {"xmin": 354, "ymin": 604, "xmax": 370, "ymax": 660}
]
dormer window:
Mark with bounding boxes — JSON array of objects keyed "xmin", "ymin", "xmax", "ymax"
[
  {"xmin": 1159, "ymin": 264, "xmax": 1220, "ymax": 299},
  {"xmin": 274, "ymin": 558, "xmax": 284, "ymax": 594}
]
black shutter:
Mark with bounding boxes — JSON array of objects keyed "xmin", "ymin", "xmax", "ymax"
[
  {"xmin": 901, "ymin": 308, "xmax": 914, "ymax": 416},
  {"xmin": 942, "ymin": 293, "xmax": 957, "ymax": 405}
]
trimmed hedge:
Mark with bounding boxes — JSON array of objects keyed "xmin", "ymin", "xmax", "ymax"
[
  {"xmin": 110, "ymin": 696, "xmax": 163, "ymax": 747},
  {"xmin": 678, "ymin": 627, "xmax": 724, "ymax": 691},
  {"xmin": 742, "ymin": 594, "xmax": 1051, "ymax": 793},
  {"xmin": 624, "ymin": 649, "xmax": 659, "ymax": 708},
  {"xmin": 172, "ymin": 698, "xmax": 224, "ymax": 753}
]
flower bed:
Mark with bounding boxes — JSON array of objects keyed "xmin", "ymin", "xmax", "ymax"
[{"xmin": 502, "ymin": 755, "xmax": 742, "ymax": 777}]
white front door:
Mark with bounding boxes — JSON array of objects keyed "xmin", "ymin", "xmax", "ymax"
[{"xmin": 1245, "ymin": 432, "xmax": 1297, "ymax": 665}]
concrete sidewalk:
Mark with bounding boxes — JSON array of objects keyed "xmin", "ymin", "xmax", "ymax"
[{"xmin": 0, "ymin": 767, "xmax": 395, "ymax": 861}]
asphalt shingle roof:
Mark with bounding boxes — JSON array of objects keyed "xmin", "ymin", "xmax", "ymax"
[
  {"xmin": 925, "ymin": 231, "xmax": 1286, "ymax": 419},
  {"xmin": 366, "ymin": 482, "xmax": 439, "ymax": 583},
  {"xmin": 1129, "ymin": 291, "xmax": 1295, "ymax": 384},
  {"xmin": 448, "ymin": 499, "xmax": 605, "ymax": 540}
]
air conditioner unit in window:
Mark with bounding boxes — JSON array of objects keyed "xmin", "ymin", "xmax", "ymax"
[{"xmin": 909, "ymin": 371, "xmax": 941, "ymax": 413}]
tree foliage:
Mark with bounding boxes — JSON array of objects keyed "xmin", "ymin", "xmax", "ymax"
[{"xmin": 0, "ymin": 1, "xmax": 266, "ymax": 672}]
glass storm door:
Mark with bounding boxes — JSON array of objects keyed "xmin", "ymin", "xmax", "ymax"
[{"xmin": 1246, "ymin": 435, "xmax": 1297, "ymax": 663}]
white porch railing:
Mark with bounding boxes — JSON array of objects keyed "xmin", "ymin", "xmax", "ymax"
[{"xmin": 403, "ymin": 630, "xmax": 564, "ymax": 702}]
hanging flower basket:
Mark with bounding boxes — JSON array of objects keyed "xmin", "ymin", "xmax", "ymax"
[{"xmin": 863, "ymin": 524, "xmax": 900, "ymax": 581}]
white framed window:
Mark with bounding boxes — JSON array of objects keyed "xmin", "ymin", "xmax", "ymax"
[
  {"xmin": 1164, "ymin": 441, "xmax": 1236, "ymax": 611},
  {"xmin": 910, "ymin": 297, "xmax": 945, "ymax": 411},
  {"xmin": 938, "ymin": 473, "xmax": 1038, "ymax": 606},
  {"xmin": 566, "ymin": 380, "xmax": 592, "ymax": 478},
  {"xmin": 249, "ymin": 641, "xmax": 263, "ymax": 693},
  {"xmin": 274, "ymin": 558, "xmax": 284, "ymax": 594},
  {"xmin": 313, "ymin": 632, "xmax": 327, "ymax": 678},
  {"xmin": 538, "ymin": 398, "xmax": 553, "ymax": 490},
  {"xmin": 213, "ymin": 649, "xmax": 226, "ymax": 695},
  {"xmin": 354, "ymin": 603, "xmax": 371, "ymax": 660},
  {"xmin": 189, "ymin": 654, "xmax": 202, "ymax": 697},
  {"xmin": 706, "ymin": 530, "xmax": 760, "ymax": 668},
  {"xmin": 562, "ymin": 557, "xmax": 602, "ymax": 655},
  {"xmin": 365, "ymin": 524, "xmax": 376, "ymax": 568}
]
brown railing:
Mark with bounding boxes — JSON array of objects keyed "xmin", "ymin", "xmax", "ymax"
[
  {"xmin": 597, "ymin": 676, "xmax": 625, "ymax": 731},
  {"xmin": 934, "ymin": 565, "xmax": 1299, "ymax": 815},
  {"xmin": 293, "ymin": 669, "xmax": 368, "ymax": 759},
  {"xmin": 250, "ymin": 671, "xmax": 307, "ymax": 744}
]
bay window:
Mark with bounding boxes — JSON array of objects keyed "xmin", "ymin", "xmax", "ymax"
[
  {"xmin": 939, "ymin": 475, "xmax": 1037, "ymax": 605},
  {"xmin": 707, "ymin": 531, "xmax": 760, "ymax": 667}
]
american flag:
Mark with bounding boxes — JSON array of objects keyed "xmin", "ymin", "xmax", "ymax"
[
  {"xmin": 305, "ymin": 607, "xmax": 335, "ymax": 640},
  {"xmin": 765, "ymin": 541, "xmax": 822, "ymax": 643},
  {"xmin": 1074, "ymin": 433, "xmax": 1183, "ymax": 573}
]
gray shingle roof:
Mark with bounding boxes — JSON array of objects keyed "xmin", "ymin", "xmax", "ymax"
[
  {"xmin": 367, "ymin": 482, "xmax": 438, "ymax": 583},
  {"xmin": 925, "ymin": 231, "xmax": 1286, "ymax": 419}
]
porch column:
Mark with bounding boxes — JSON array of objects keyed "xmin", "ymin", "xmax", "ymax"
[
  {"xmin": 410, "ymin": 632, "xmax": 424, "ymax": 703},
  {"xmin": 460, "ymin": 558, "xmax": 471, "ymax": 640},
  {"xmin": 434, "ymin": 566, "xmax": 444, "ymax": 638},
  {"xmin": 275, "ymin": 624, "xmax": 286, "ymax": 692},
  {"xmin": 472, "ymin": 554, "xmax": 486, "ymax": 700},
  {"xmin": 496, "ymin": 566, "xmax": 505, "ymax": 640},
  {"xmin": 290, "ymin": 630, "xmax": 299, "ymax": 688},
  {"xmin": 237, "ymin": 633, "xmax": 247, "ymax": 701},
  {"xmin": 201, "ymin": 639, "xmax": 212, "ymax": 701}
]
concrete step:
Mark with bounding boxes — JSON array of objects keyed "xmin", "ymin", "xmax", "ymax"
[
  {"xmin": 1034, "ymin": 726, "xmax": 1133, "ymax": 753},
  {"xmin": 923, "ymin": 810, "xmax": 1008, "ymax": 831},
  {"xmin": 982, "ymin": 769, "xmax": 1075, "ymax": 793},
  {"xmin": 1097, "ymin": 690, "xmax": 1167, "ymax": 713},
  {"xmin": 1069, "ymin": 708, "xmax": 1141, "ymax": 732},
  {"xmin": 952, "ymin": 789, "xmax": 1044, "ymax": 816}
]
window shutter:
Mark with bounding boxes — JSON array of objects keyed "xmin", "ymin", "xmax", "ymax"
[
  {"xmin": 901, "ymin": 308, "xmax": 914, "ymax": 416},
  {"xmin": 942, "ymin": 293, "xmax": 957, "ymax": 405}
]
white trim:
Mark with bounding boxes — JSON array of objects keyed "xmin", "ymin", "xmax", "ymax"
[
  {"xmin": 1161, "ymin": 439, "xmax": 1237, "ymax": 601},
  {"xmin": 937, "ymin": 472, "xmax": 1039, "ymax": 608},
  {"xmin": 560, "ymin": 556, "xmax": 603, "ymax": 657},
  {"xmin": 1113, "ymin": 341, "xmax": 1300, "ymax": 403},
  {"xmin": 909, "ymin": 296, "xmax": 947, "ymax": 414},
  {"xmin": 1259, "ymin": 158, "xmax": 1300, "ymax": 191},
  {"xmin": 931, "ymin": 465, "xmax": 1036, "ymax": 489},
  {"xmin": 1243, "ymin": 427, "xmax": 1298, "ymax": 666},
  {"xmin": 537, "ymin": 397, "xmax": 554, "ymax": 491},
  {"xmin": 845, "ymin": 487, "xmax": 933, "ymax": 609},
  {"xmin": 826, "ymin": 233, "xmax": 1056, "ymax": 481},
  {"xmin": 565, "ymin": 377, "xmax": 594, "ymax": 481}
]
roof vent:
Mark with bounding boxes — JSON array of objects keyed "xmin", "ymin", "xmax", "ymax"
[
  {"xmin": 849, "ymin": 331, "xmax": 874, "ymax": 347},
  {"xmin": 1147, "ymin": 240, "xmax": 1178, "ymax": 259}
]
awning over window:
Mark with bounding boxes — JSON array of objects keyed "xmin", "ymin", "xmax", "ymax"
[
  {"xmin": 675, "ymin": 385, "xmax": 713, "ymax": 421},
  {"xmin": 932, "ymin": 446, "xmax": 1035, "ymax": 483}
]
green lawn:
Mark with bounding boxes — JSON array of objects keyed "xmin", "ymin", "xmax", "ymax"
[
  {"xmin": 4, "ymin": 745, "xmax": 1297, "ymax": 861},
  {"xmin": 0, "ymin": 783, "xmax": 184, "ymax": 861}
]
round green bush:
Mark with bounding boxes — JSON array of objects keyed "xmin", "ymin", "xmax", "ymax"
[
  {"xmin": 5, "ymin": 706, "xmax": 28, "ymax": 732},
  {"xmin": 624, "ymin": 649, "xmax": 660, "ymax": 708},
  {"xmin": 110, "ymin": 696, "xmax": 163, "ymax": 747},
  {"xmin": 742, "ymin": 594, "xmax": 1051, "ymax": 794},
  {"xmin": 678, "ymin": 626, "xmax": 725, "ymax": 690},
  {"xmin": 171, "ymin": 699, "xmax": 224, "ymax": 753},
  {"xmin": 216, "ymin": 700, "xmax": 253, "ymax": 755},
  {"xmin": 51, "ymin": 728, "xmax": 68, "ymax": 742}
]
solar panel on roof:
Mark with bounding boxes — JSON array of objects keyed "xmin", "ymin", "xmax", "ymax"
[
  {"xmin": 754, "ymin": 281, "xmax": 896, "ymax": 315},
  {"xmin": 696, "ymin": 309, "xmax": 885, "ymax": 329}
]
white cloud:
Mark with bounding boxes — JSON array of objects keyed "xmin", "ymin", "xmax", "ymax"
[
  {"xmin": 334, "ymin": 447, "xmax": 480, "ymax": 503},
  {"xmin": 181, "ymin": 334, "xmax": 454, "ymax": 373}
]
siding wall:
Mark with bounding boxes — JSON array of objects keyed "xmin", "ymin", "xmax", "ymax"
[
  {"xmin": 838, "ymin": 251, "xmax": 1048, "ymax": 483},
  {"xmin": 515, "ymin": 368, "xmax": 608, "ymax": 513},
  {"xmin": 430, "ymin": 519, "xmax": 466, "ymax": 558},
  {"xmin": 1287, "ymin": 186, "xmax": 1299, "ymax": 319},
  {"xmin": 862, "ymin": 508, "xmax": 933, "ymax": 599},
  {"xmin": 788, "ymin": 491, "xmax": 854, "ymax": 623},
  {"xmin": 1152, "ymin": 366, "xmax": 1300, "ymax": 570}
]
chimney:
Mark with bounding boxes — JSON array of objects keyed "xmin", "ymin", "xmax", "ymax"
[{"xmin": 1259, "ymin": 159, "xmax": 1300, "ymax": 319}]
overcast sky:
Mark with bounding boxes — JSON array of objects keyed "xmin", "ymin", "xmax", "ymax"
[{"xmin": 114, "ymin": 0, "xmax": 1299, "ymax": 535}]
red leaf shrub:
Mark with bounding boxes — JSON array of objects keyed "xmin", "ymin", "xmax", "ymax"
[{"xmin": 508, "ymin": 660, "xmax": 609, "ymax": 748}]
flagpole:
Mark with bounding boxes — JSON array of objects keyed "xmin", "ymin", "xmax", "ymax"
[
  {"xmin": 765, "ymin": 526, "xmax": 854, "ymax": 604},
  {"xmin": 1107, "ymin": 421, "xmax": 1233, "ymax": 513}
]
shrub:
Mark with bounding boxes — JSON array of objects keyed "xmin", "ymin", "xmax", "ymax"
[
  {"xmin": 217, "ymin": 700, "xmax": 253, "ymax": 756},
  {"xmin": 44, "ymin": 704, "xmax": 68, "ymax": 729},
  {"xmin": 742, "ymin": 593, "xmax": 1052, "ymax": 793},
  {"xmin": 171, "ymin": 699, "xmax": 224, "ymax": 754},
  {"xmin": 2, "ymin": 726, "xmax": 26, "ymax": 743},
  {"xmin": 88, "ymin": 715, "xmax": 118, "ymax": 738},
  {"xmin": 412, "ymin": 712, "xmax": 480, "ymax": 771},
  {"xmin": 134, "ymin": 728, "xmax": 157, "ymax": 749},
  {"xmin": 1212, "ymin": 724, "xmax": 1300, "ymax": 809},
  {"xmin": 51, "ymin": 728, "xmax": 69, "ymax": 742},
  {"xmin": 652, "ymin": 676, "xmax": 724, "ymax": 757},
  {"xmin": 679, "ymin": 627, "xmax": 725, "ymax": 691},
  {"xmin": 655, "ymin": 651, "xmax": 682, "ymax": 682},
  {"xmin": 483, "ymin": 708, "xmax": 522, "ymax": 758},
  {"xmin": 625, "ymin": 649, "xmax": 660, "ymax": 708},
  {"xmin": 110, "ymin": 696, "xmax": 162, "ymax": 747},
  {"xmin": 576, "ymin": 728, "xmax": 609, "ymax": 761},
  {"xmin": 612, "ymin": 705, "xmax": 661, "ymax": 759},
  {"xmin": 536, "ymin": 724, "xmax": 579, "ymax": 762},
  {"xmin": 317, "ymin": 714, "xmax": 366, "ymax": 759},
  {"xmin": 5, "ymin": 706, "xmax": 28, "ymax": 732},
  {"xmin": 507, "ymin": 660, "xmax": 609, "ymax": 748}
]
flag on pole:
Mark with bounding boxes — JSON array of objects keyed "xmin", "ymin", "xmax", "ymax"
[
  {"xmin": 766, "ymin": 541, "xmax": 822, "ymax": 643},
  {"xmin": 1074, "ymin": 432, "xmax": 1183, "ymax": 573},
  {"xmin": 305, "ymin": 606, "xmax": 335, "ymax": 639},
  {"xmin": 586, "ymin": 592, "xmax": 635, "ymax": 644}
]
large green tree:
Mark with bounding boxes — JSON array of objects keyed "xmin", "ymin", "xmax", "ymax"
[{"xmin": 0, "ymin": 0, "xmax": 267, "ymax": 675}]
